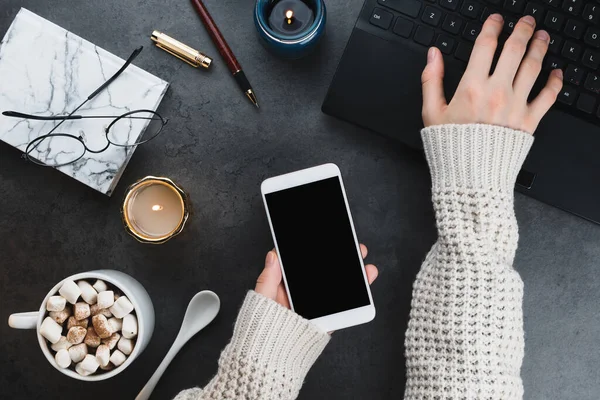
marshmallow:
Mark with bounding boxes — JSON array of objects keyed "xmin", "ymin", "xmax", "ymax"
[
  {"xmin": 74, "ymin": 302, "xmax": 91, "ymax": 321},
  {"xmin": 50, "ymin": 336, "xmax": 73, "ymax": 352},
  {"xmin": 92, "ymin": 315, "xmax": 113, "ymax": 339},
  {"xmin": 109, "ymin": 350, "xmax": 126, "ymax": 367},
  {"xmin": 107, "ymin": 317, "xmax": 122, "ymax": 333},
  {"xmin": 77, "ymin": 280, "xmax": 98, "ymax": 305},
  {"xmin": 109, "ymin": 296, "xmax": 134, "ymax": 319},
  {"xmin": 100, "ymin": 362, "xmax": 114, "ymax": 371},
  {"xmin": 92, "ymin": 279, "xmax": 108, "ymax": 293},
  {"xmin": 90, "ymin": 303, "xmax": 112, "ymax": 318},
  {"xmin": 84, "ymin": 327, "xmax": 101, "ymax": 348},
  {"xmin": 67, "ymin": 326, "xmax": 87, "ymax": 344},
  {"xmin": 40, "ymin": 317, "xmax": 62, "ymax": 344},
  {"xmin": 68, "ymin": 343, "xmax": 88, "ymax": 363},
  {"xmin": 96, "ymin": 291, "xmax": 115, "ymax": 310},
  {"xmin": 46, "ymin": 296, "xmax": 66, "ymax": 312},
  {"xmin": 75, "ymin": 362, "xmax": 92, "ymax": 377},
  {"xmin": 55, "ymin": 348, "xmax": 71, "ymax": 369},
  {"xmin": 80, "ymin": 354, "xmax": 100, "ymax": 374},
  {"xmin": 67, "ymin": 316, "xmax": 88, "ymax": 330},
  {"xmin": 102, "ymin": 333, "xmax": 120, "ymax": 350},
  {"xmin": 49, "ymin": 306, "xmax": 71, "ymax": 325},
  {"xmin": 96, "ymin": 344, "xmax": 110, "ymax": 367},
  {"xmin": 117, "ymin": 336, "xmax": 134, "ymax": 355},
  {"xmin": 58, "ymin": 280, "xmax": 82, "ymax": 304},
  {"xmin": 121, "ymin": 314, "xmax": 138, "ymax": 339}
]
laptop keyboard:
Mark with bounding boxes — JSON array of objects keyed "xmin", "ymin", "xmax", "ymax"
[{"xmin": 368, "ymin": 0, "xmax": 600, "ymax": 117}]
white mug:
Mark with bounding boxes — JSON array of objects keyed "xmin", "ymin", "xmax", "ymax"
[{"xmin": 8, "ymin": 270, "xmax": 155, "ymax": 381}]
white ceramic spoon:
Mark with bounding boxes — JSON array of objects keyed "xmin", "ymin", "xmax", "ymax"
[{"xmin": 135, "ymin": 290, "xmax": 220, "ymax": 400}]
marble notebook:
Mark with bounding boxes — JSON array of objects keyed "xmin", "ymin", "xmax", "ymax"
[{"xmin": 0, "ymin": 8, "xmax": 169, "ymax": 195}]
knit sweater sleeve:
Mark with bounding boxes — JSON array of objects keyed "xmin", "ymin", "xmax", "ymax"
[
  {"xmin": 404, "ymin": 124, "xmax": 534, "ymax": 400},
  {"xmin": 173, "ymin": 290, "xmax": 330, "ymax": 400}
]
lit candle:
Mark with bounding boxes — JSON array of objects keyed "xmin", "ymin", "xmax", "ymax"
[
  {"xmin": 122, "ymin": 177, "xmax": 190, "ymax": 244},
  {"xmin": 268, "ymin": 0, "xmax": 315, "ymax": 37},
  {"xmin": 255, "ymin": 0, "xmax": 326, "ymax": 59}
]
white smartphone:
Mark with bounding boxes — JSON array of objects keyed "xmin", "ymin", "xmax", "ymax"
[{"xmin": 261, "ymin": 163, "xmax": 376, "ymax": 331}]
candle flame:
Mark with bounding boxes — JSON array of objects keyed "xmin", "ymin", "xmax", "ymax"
[
  {"xmin": 286, "ymin": 10, "xmax": 294, "ymax": 24},
  {"xmin": 151, "ymin": 204, "xmax": 163, "ymax": 211}
]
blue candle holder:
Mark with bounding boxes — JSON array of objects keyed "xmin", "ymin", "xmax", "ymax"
[{"xmin": 254, "ymin": 0, "xmax": 326, "ymax": 59}]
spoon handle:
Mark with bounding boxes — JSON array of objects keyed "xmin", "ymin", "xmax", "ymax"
[{"xmin": 135, "ymin": 335, "xmax": 185, "ymax": 400}]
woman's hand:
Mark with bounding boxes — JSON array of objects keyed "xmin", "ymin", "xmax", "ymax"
[
  {"xmin": 254, "ymin": 245, "xmax": 378, "ymax": 309},
  {"xmin": 421, "ymin": 14, "xmax": 563, "ymax": 134}
]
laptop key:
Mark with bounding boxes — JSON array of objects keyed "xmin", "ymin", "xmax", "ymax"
[
  {"xmin": 461, "ymin": 0, "xmax": 482, "ymax": 18},
  {"xmin": 562, "ymin": 0, "xmax": 582, "ymax": 15},
  {"xmin": 463, "ymin": 21, "xmax": 482, "ymax": 41},
  {"xmin": 562, "ymin": 40, "xmax": 582, "ymax": 60},
  {"xmin": 504, "ymin": 0, "xmax": 526, "ymax": 13},
  {"xmin": 480, "ymin": 7, "xmax": 491, "ymax": 22},
  {"xmin": 504, "ymin": 16, "xmax": 518, "ymax": 33},
  {"xmin": 370, "ymin": 8, "xmax": 394, "ymax": 29},
  {"xmin": 584, "ymin": 73, "xmax": 600, "ymax": 93},
  {"xmin": 557, "ymin": 84, "xmax": 578, "ymax": 104},
  {"xmin": 442, "ymin": 15, "xmax": 464, "ymax": 34},
  {"xmin": 543, "ymin": 0, "xmax": 561, "ymax": 7},
  {"xmin": 543, "ymin": 55, "xmax": 566, "ymax": 70},
  {"xmin": 584, "ymin": 27, "xmax": 600, "ymax": 48},
  {"xmin": 565, "ymin": 64, "xmax": 584, "ymax": 85},
  {"xmin": 435, "ymin": 34, "xmax": 456, "ymax": 53},
  {"xmin": 455, "ymin": 42, "xmax": 473, "ymax": 61},
  {"xmin": 422, "ymin": 6, "xmax": 444, "ymax": 26},
  {"xmin": 583, "ymin": 3, "xmax": 600, "ymax": 23},
  {"xmin": 524, "ymin": 3, "xmax": 546, "ymax": 24},
  {"xmin": 582, "ymin": 49, "xmax": 600, "ymax": 69},
  {"xmin": 393, "ymin": 18, "xmax": 414, "ymax": 38},
  {"xmin": 414, "ymin": 25, "xmax": 436, "ymax": 45},
  {"xmin": 377, "ymin": 0, "xmax": 422, "ymax": 18},
  {"xmin": 440, "ymin": 0, "xmax": 460, "ymax": 11},
  {"xmin": 548, "ymin": 33, "xmax": 563, "ymax": 54},
  {"xmin": 545, "ymin": 11, "xmax": 565, "ymax": 31},
  {"xmin": 564, "ymin": 19, "xmax": 585, "ymax": 39},
  {"xmin": 576, "ymin": 93, "xmax": 596, "ymax": 113}
]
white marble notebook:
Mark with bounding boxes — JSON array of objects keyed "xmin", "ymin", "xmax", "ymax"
[{"xmin": 0, "ymin": 8, "xmax": 169, "ymax": 195}]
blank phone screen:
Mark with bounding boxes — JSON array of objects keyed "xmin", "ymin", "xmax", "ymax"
[{"xmin": 265, "ymin": 177, "xmax": 370, "ymax": 320}]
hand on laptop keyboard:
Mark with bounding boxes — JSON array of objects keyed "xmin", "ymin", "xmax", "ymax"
[{"xmin": 421, "ymin": 14, "xmax": 563, "ymax": 133}]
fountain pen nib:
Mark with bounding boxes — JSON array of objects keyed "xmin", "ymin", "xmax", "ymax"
[{"xmin": 246, "ymin": 89, "xmax": 259, "ymax": 108}]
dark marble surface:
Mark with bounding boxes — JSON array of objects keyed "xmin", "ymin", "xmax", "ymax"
[{"xmin": 0, "ymin": 1, "xmax": 598, "ymax": 399}]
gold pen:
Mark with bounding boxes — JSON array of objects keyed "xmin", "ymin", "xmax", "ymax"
[{"xmin": 151, "ymin": 31, "xmax": 212, "ymax": 69}]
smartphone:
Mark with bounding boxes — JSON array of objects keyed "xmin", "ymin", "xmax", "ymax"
[{"xmin": 261, "ymin": 163, "xmax": 376, "ymax": 331}]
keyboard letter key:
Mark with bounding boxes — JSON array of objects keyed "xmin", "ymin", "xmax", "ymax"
[{"xmin": 442, "ymin": 15, "xmax": 464, "ymax": 34}]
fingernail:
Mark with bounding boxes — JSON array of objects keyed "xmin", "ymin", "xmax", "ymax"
[
  {"xmin": 266, "ymin": 251, "xmax": 276, "ymax": 266},
  {"xmin": 553, "ymin": 68, "xmax": 563, "ymax": 79},
  {"xmin": 521, "ymin": 15, "xmax": 535, "ymax": 26},
  {"xmin": 489, "ymin": 13, "xmax": 503, "ymax": 22},
  {"xmin": 534, "ymin": 30, "xmax": 549, "ymax": 41},
  {"xmin": 427, "ymin": 47, "xmax": 436, "ymax": 63}
]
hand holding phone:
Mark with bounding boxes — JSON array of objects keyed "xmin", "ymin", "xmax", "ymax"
[
  {"xmin": 261, "ymin": 163, "xmax": 377, "ymax": 331},
  {"xmin": 254, "ymin": 247, "xmax": 379, "ymax": 312}
]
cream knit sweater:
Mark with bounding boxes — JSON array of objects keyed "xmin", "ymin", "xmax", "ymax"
[{"xmin": 175, "ymin": 124, "xmax": 533, "ymax": 400}]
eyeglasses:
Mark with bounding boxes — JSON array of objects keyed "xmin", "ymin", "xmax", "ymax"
[{"xmin": 2, "ymin": 47, "xmax": 168, "ymax": 167}]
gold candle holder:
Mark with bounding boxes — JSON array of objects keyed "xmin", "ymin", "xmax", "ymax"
[{"xmin": 122, "ymin": 176, "xmax": 190, "ymax": 244}]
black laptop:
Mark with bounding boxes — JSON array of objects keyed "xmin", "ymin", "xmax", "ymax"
[{"xmin": 323, "ymin": 0, "xmax": 600, "ymax": 224}]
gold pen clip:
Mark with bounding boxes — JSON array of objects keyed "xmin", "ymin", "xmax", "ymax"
[{"xmin": 151, "ymin": 31, "xmax": 212, "ymax": 69}]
